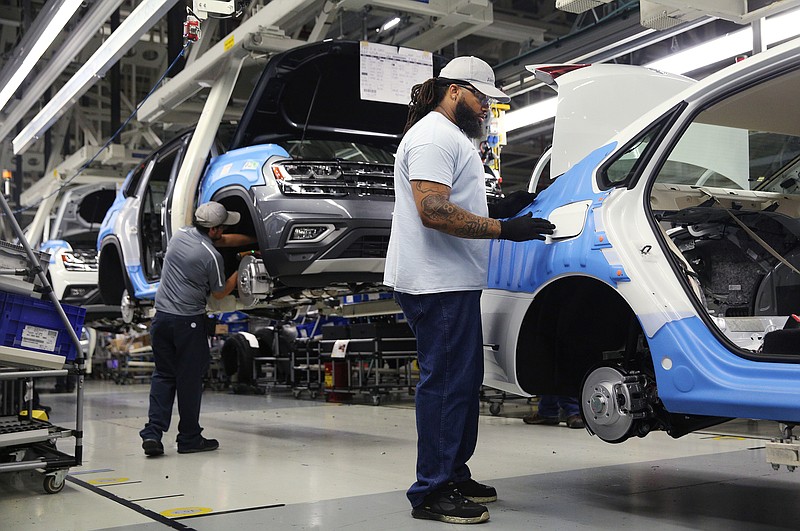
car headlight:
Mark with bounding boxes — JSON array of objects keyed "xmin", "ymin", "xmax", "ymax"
[
  {"xmin": 61, "ymin": 251, "xmax": 98, "ymax": 272},
  {"xmin": 270, "ymin": 162, "xmax": 345, "ymax": 195}
]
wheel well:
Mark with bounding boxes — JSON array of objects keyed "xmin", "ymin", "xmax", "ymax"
[
  {"xmin": 515, "ymin": 277, "xmax": 637, "ymax": 397},
  {"xmin": 213, "ymin": 191, "xmax": 259, "ymax": 278},
  {"xmin": 98, "ymin": 242, "xmax": 128, "ymax": 305}
]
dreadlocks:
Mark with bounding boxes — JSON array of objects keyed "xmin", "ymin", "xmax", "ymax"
[{"xmin": 403, "ymin": 78, "xmax": 450, "ymax": 134}]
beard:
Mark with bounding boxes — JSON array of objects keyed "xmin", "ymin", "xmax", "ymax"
[{"xmin": 454, "ymin": 99, "xmax": 485, "ymax": 139}]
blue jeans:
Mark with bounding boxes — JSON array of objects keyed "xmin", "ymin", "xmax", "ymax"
[
  {"xmin": 395, "ymin": 290, "xmax": 484, "ymax": 508},
  {"xmin": 139, "ymin": 311, "xmax": 210, "ymax": 448},
  {"xmin": 537, "ymin": 395, "xmax": 580, "ymax": 418}
]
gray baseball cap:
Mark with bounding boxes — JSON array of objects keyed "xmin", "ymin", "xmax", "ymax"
[
  {"xmin": 439, "ymin": 56, "xmax": 510, "ymax": 103},
  {"xmin": 194, "ymin": 201, "xmax": 240, "ymax": 228}
]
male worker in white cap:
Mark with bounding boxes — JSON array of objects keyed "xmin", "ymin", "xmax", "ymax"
[
  {"xmin": 140, "ymin": 201, "xmax": 255, "ymax": 456},
  {"xmin": 385, "ymin": 56, "xmax": 555, "ymax": 524}
]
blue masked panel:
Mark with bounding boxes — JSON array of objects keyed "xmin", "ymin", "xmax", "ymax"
[
  {"xmin": 487, "ymin": 143, "xmax": 618, "ymax": 291},
  {"xmin": 649, "ymin": 315, "xmax": 800, "ymax": 422},
  {"xmin": 127, "ymin": 265, "xmax": 158, "ymax": 300},
  {"xmin": 40, "ymin": 240, "xmax": 70, "ymax": 262},
  {"xmin": 199, "ymin": 144, "xmax": 290, "ymax": 203}
]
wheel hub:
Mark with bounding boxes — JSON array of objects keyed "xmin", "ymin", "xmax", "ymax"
[
  {"xmin": 120, "ymin": 289, "xmax": 135, "ymax": 324},
  {"xmin": 590, "ymin": 390, "xmax": 609, "ymax": 416},
  {"xmin": 581, "ymin": 366, "xmax": 636, "ymax": 443},
  {"xmin": 237, "ymin": 254, "xmax": 273, "ymax": 307}
]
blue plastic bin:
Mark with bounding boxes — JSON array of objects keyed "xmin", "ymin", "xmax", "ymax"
[
  {"xmin": 0, "ymin": 291, "xmax": 86, "ymax": 361},
  {"xmin": 217, "ymin": 310, "xmax": 249, "ymax": 334}
]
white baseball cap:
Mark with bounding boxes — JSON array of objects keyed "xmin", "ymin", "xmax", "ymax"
[
  {"xmin": 439, "ymin": 56, "xmax": 510, "ymax": 103},
  {"xmin": 195, "ymin": 201, "xmax": 240, "ymax": 228}
]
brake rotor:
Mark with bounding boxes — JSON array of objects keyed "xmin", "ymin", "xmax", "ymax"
[
  {"xmin": 581, "ymin": 365, "xmax": 635, "ymax": 443},
  {"xmin": 120, "ymin": 289, "xmax": 135, "ymax": 324},
  {"xmin": 237, "ymin": 254, "xmax": 273, "ymax": 307}
]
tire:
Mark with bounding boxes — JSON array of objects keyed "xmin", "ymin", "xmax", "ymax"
[{"xmin": 220, "ymin": 334, "xmax": 255, "ymax": 385}]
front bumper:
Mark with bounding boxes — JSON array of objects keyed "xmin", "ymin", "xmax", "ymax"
[{"xmin": 253, "ymin": 190, "xmax": 393, "ymax": 288}]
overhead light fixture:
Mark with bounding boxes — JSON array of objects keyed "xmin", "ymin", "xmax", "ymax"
[
  {"xmin": 647, "ymin": 7, "xmax": 800, "ymax": 73},
  {"xmin": 639, "ymin": 0, "xmax": 705, "ymax": 31},
  {"xmin": 13, "ymin": 0, "xmax": 180, "ymax": 155},
  {"xmin": 380, "ymin": 17, "xmax": 401, "ymax": 32},
  {"xmin": 504, "ymin": 8, "xmax": 800, "ymax": 133},
  {"xmin": 0, "ymin": 0, "xmax": 84, "ymax": 113},
  {"xmin": 555, "ymin": 0, "xmax": 613, "ymax": 14}
]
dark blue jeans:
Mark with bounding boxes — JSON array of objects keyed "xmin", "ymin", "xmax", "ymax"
[
  {"xmin": 538, "ymin": 395, "xmax": 580, "ymax": 418},
  {"xmin": 139, "ymin": 311, "xmax": 210, "ymax": 448},
  {"xmin": 395, "ymin": 290, "xmax": 484, "ymax": 508}
]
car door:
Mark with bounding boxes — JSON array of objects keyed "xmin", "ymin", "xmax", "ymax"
[{"xmin": 139, "ymin": 139, "xmax": 185, "ymax": 282}]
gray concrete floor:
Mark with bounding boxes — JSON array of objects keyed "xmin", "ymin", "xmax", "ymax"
[{"xmin": 1, "ymin": 380, "xmax": 799, "ymax": 530}]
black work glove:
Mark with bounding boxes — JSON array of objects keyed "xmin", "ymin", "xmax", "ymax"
[
  {"xmin": 499, "ymin": 213, "xmax": 555, "ymax": 242},
  {"xmin": 488, "ymin": 190, "xmax": 537, "ymax": 219}
]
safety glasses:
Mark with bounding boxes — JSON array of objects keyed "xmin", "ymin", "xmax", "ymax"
[{"xmin": 456, "ymin": 84, "xmax": 493, "ymax": 106}]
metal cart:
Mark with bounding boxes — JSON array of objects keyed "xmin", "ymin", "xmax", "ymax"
[
  {"xmin": 289, "ymin": 336, "xmax": 322, "ymax": 399},
  {"xmin": 319, "ymin": 336, "xmax": 418, "ymax": 406},
  {"xmin": 0, "ymin": 191, "xmax": 85, "ymax": 494}
]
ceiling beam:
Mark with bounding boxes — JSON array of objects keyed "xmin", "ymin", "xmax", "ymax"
[{"xmin": 136, "ymin": 0, "xmax": 319, "ymax": 124}]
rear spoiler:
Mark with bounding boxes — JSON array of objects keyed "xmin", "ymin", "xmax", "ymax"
[{"xmin": 526, "ymin": 64, "xmax": 590, "ymax": 88}]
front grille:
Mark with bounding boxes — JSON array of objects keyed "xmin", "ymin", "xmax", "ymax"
[
  {"xmin": 276, "ymin": 161, "xmax": 395, "ymax": 197},
  {"xmin": 338, "ymin": 235, "xmax": 390, "ymax": 259}
]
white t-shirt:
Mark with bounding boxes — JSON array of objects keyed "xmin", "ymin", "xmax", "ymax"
[{"xmin": 384, "ymin": 112, "xmax": 490, "ymax": 294}]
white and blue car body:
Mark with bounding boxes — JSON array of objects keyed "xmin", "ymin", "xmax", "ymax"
[
  {"xmin": 482, "ymin": 38, "xmax": 800, "ymax": 443},
  {"xmin": 98, "ymin": 41, "xmax": 448, "ymax": 318}
]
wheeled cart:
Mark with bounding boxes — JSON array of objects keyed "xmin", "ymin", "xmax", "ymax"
[
  {"xmin": 319, "ymin": 336, "xmax": 418, "ymax": 405},
  {"xmin": 0, "ymin": 191, "xmax": 86, "ymax": 494},
  {"xmin": 479, "ymin": 386, "xmax": 532, "ymax": 416},
  {"xmin": 0, "ymin": 362, "xmax": 84, "ymax": 494},
  {"xmin": 290, "ymin": 336, "xmax": 322, "ymax": 399}
]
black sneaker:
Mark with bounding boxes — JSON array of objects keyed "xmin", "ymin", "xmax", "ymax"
[
  {"xmin": 142, "ymin": 439, "xmax": 164, "ymax": 457},
  {"xmin": 454, "ymin": 478, "xmax": 497, "ymax": 503},
  {"xmin": 177, "ymin": 438, "xmax": 219, "ymax": 454},
  {"xmin": 522, "ymin": 413, "xmax": 559, "ymax": 425},
  {"xmin": 412, "ymin": 488, "xmax": 489, "ymax": 524}
]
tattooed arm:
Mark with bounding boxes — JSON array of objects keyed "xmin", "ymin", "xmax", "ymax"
[{"xmin": 411, "ymin": 180, "xmax": 501, "ymax": 239}]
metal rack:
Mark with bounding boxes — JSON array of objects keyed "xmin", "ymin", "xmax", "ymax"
[
  {"xmin": 0, "ymin": 191, "xmax": 85, "ymax": 494},
  {"xmin": 110, "ymin": 345, "xmax": 154, "ymax": 385},
  {"xmin": 318, "ymin": 336, "xmax": 418, "ymax": 406},
  {"xmin": 290, "ymin": 337, "xmax": 322, "ymax": 399}
]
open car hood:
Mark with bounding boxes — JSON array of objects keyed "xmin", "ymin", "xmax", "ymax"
[{"xmin": 231, "ymin": 40, "xmax": 448, "ymax": 151}]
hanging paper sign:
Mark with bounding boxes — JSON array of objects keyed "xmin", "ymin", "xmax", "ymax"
[{"xmin": 359, "ymin": 41, "xmax": 433, "ymax": 105}]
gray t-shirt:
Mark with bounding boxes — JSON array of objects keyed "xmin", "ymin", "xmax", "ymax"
[
  {"xmin": 384, "ymin": 112, "xmax": 490, "ymax": 294},
  {"xmin": 155, "ymin": 226, "xmax": 226, "ymax": 315}
]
